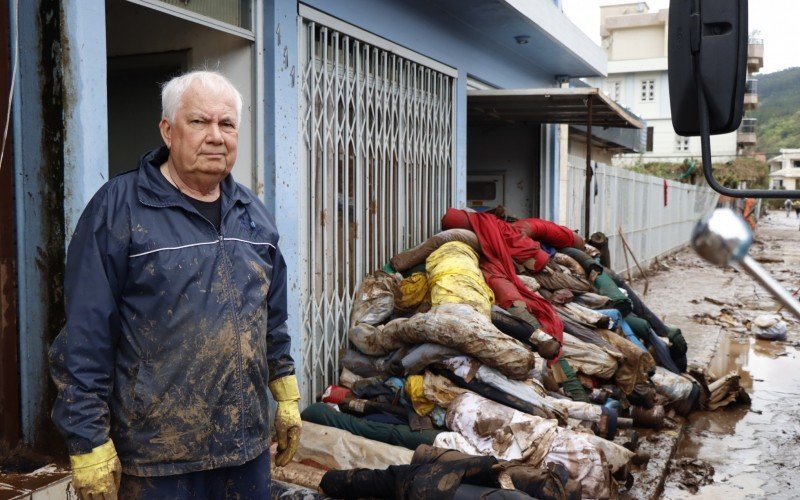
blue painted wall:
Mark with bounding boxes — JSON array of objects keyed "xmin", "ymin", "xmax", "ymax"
[
  {"xmin": 62, "ymin": 0, "xmax": 108, "ymax": 240},
  {"xmin": 300, "ymin": 0, "xmax": 558, "ymax": 89},
  {"xmin": 263, "ymin": 0, "xmax": 304, "ymax": 381},
  {"xmin": 13, "ymin": 0, "xmax": 67, "ymax": 446}
]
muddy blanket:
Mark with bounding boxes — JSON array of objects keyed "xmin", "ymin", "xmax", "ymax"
[
  {"xmin": 435, "ymin": 392, "xmax": 618, "ymax": 499},
  {"xmin": 350, "ymin": 271, "xmax": 399, "ymax": 326},
  {"xmin": 294, "ymin": 421, "xmax": 413, "ymax": 469},
  {"xmin": 378, "ymin": 304, "xmax": 537, "ymax": 380},
  {"xmin": 560, "ymin": 333, "xmax": 622, "ymax": 379}
]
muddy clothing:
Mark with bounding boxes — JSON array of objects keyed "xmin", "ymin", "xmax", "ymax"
[
  {"xmin": 319, "ymin": 455, "xmax": 511, "ymax": 500},
  {"xmin": 50, "ymin": 146, "xmax": 294, "ymax": 476}
]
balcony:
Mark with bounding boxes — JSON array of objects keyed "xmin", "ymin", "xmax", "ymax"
[
  {"xmin": 744, "ymin": 78, "xmax": 759, "ymax": 110},
  {"xmin": 738, "ymin": 118, "xmax": 757, "ymax": 146},
  {"xmin": 748, "ymin": 37, "xmax": 764, "ymax": 74}
]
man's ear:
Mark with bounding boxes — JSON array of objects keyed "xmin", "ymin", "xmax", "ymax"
[{"xmin": 159, "ymin": 118, "xmax": 172, "ymax": 148}]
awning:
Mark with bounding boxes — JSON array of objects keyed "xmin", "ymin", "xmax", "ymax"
[{"xmin": 468, "ymin": 88, "xmax": 645, "ymax": 129}]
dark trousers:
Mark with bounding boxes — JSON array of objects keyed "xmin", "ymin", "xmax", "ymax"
[{"xmin": 120, "ymin": 451, "xmax": 270, "ymax": 499}]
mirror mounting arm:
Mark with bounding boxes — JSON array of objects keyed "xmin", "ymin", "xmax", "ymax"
[{"xmin": 695, "ymin": 58, "xmax": 800, "ymax": 199}]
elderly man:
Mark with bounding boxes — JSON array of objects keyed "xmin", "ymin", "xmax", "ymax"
[{"xmin": 49, "ymin": 70, "xmax": 301, "ymax": 498}]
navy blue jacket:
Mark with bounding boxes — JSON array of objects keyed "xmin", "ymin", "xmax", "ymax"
[{"xmin": 50, "ymin": 146, "xmax": 294, "ymax": 476}]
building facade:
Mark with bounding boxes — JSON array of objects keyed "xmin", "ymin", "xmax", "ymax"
[
  {"xmin": 585, "ymin": 1, "xmax": 764, "ymax": 167},
  {"xmin": 768, "ymin": 149, "xmax": 800, "ymax": 190},
  {"xmin": 1, "ymin": 0, "xmax": 609, "ymax": 447}
]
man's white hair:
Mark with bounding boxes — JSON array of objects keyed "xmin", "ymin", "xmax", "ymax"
[{"xmin": 161, "ymin": 70, "xmax": 243, "ymax": 126}]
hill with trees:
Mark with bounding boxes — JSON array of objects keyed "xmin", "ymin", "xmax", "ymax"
[{"xmin": 752, "ymin": 67, "xmax": 800, "ymax": 159}]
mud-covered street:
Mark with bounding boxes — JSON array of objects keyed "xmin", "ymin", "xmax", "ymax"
[{"xmin": 632, "ymin": 212, "xmax": 800, "ymax": 499}]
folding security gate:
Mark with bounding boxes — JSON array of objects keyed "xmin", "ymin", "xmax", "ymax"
[{"xmin": 298, "ymin": 10, "xmax": 457, "ymax": 403}]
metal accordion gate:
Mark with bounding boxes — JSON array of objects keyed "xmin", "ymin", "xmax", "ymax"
[{"xmin": 298, "ymin": 11, "xmax": 457, "ymax": 404}]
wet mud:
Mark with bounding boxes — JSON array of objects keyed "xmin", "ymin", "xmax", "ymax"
[
  {"xmin": 662, "ymin": 328, "xmax": 800, "ymax": 498},
  {"xmin": 659, "ymin": 213, "xmax": 800, "ymax": 499}
]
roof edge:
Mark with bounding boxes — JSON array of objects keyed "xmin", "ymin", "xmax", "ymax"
[{"xmin": 502, "ymin": 0, "xmax": 607, "ymax": 77}]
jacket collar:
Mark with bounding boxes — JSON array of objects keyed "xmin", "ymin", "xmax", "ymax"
[{"xmin": 136, "ymin": 146, "xmax": 251, "ymax": 209}]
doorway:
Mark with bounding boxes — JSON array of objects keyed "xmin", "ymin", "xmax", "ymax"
[{"xmin": 105, "ymin": 0, "xmax": 256, "ymax": 188}]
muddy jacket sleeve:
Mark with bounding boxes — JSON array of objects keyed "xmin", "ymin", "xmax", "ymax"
[
  {"xmin": 266, "ymin": 241, "xmax": 295, "ymax": 381},
  {"xmin": 49, "ymin": 186, "xmax": 129, "ymax": 455}
]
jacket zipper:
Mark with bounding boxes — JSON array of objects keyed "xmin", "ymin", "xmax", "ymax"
[{"xmin": 216, "ymin": 225, "xmax": 249, "ymax": 455}]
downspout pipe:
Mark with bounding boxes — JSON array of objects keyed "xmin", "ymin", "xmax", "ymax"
[{"xmin": 583, "ymin": 95, "xmax": 593, "ymax": 238}]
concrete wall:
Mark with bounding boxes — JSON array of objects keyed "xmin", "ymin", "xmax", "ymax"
[
  {"xmin": 567, "ymin": 136, "xmax": 615, "ymax": 166},
  {"xmin": 609, "ymin": 25, "xmax": 664, "ymax": 60},
  {"xmin": 468, "ymin": 124, "xmax": 541, "ymax": 218}
]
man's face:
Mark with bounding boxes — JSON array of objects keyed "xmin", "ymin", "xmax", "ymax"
[{"xmin": 159, "ymin": 83, "xmax": 239, "ymax": 185}]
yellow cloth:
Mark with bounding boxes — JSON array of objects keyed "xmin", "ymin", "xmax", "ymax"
[
  {"xmin": 426, "ymin": 241, "xmax": 494, "ymax": 317},
  {"xmin": 269, "ymin": 375, "xmax": 302, "ymax": 467},
  {"xmin": 69, "ymin": 440, "xmax": 122, "ymax": 500},
  {"xmin": 396, "ymin": 273, "xmax": 430, "ymax": 310},
  {"xmin": 406, "ymin": 375, "xmax": 435, "ymax": 416}
]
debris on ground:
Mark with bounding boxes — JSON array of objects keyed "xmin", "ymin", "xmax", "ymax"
[
  {"xmin": 275, "ymin": 206, "xmax": 753, "ymax": 499},
  {"xmin": 751, "ymin": 314, "xmax": 788, "ymax": 341},
  {"xmin": 667, "ymin": 458, "xmax": 715, "ymax": 494}
]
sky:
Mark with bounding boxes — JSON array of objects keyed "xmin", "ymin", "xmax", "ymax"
[{"xmin": 561, "ymin": 0, "xmax": 800, "ymax": 74}]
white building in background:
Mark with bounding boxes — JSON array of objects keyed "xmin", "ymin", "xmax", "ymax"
[
  {"xmin": 768, "ymin": 149, "xmax": 800, "ymax": 190},
  {"xmin": 585, "ymin": 2, "xmax": 764, "ymax": 166}
]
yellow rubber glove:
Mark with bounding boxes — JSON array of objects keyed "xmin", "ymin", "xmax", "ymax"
[
  {"xmin": 268, "ymin": 375, "xmax": 302, "ymax": 467},
  {"xmin": 69, "ymin": 439, "xmax": 122, "ymax": 500}
]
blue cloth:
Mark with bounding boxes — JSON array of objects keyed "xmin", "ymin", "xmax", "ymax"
[
  {"xmin": 597, "ymin": 309, "xmax": 648, "ymax": 352},
  {"xmin": 49, "ymin": 146, "xmax": 295, "ymax": 476},
  {"xmin": 540, "ymin": 243, "xmax": 558, "ymax": 258},
  {"xmin": 119, "ymin": 450, "xmax": 270, "ymax": 499}
]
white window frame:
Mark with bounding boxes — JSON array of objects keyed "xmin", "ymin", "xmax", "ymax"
[
  {"xmin": 125, "ymin": 0, "xmax": 255, "ymax": 40},
  {"xmin": 640, "ymin": 79, "xmax": 655, "ymax": 102},
  {"xmin": 675, "ymin": 135, "xmax": 690, "ymax": 152},
  {"xmin": 605, "ymin": 79, "xmax": 622, "ymax": 103}
]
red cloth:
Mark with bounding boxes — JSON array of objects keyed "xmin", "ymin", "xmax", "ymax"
[
  {"xmin": 441, "ymin": 209, "xmax": 550, "ymax": 271},
  {"xmin": 513, "ymin": 218, "xmax": 578, "ymax": 249},
  {"xmin": 442, "ymin": 209, "xmax": 564, "ymax": 345}
]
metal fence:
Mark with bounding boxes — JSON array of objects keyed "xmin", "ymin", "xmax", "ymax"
[
  {"xmin": 565, "ymin": 156, "xmax": 719, "ymax": 274},
  {"xmin": 298, "ymin": 19, "xmax": 456, "ymax": 404}
]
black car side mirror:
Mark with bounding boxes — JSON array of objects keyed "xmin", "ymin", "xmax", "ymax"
[
  {"xmin": 669, "ymin": 0, "xmax": 747, "ymax": 135},
  {"xmin": 668, "ymin": 0, "xmax": 797, "ymax": 198}
]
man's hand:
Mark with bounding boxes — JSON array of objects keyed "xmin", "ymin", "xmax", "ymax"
[
  {"xmin": 69, "ymin": 440, "xmax": 122, "ymax": 499},
  {"xmin": 269, "ymin": 375, "xmax": 302, "ymax": 467}
]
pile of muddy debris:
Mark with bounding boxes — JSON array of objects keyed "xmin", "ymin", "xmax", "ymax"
[{"xmin": 275, "ymin": 207, "xmax": 750, "ymax": 499}]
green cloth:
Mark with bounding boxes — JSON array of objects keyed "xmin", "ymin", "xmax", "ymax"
[
  {"xmin": 558, "ymin": 359, "xmax": 590, "ymax": 403},
  {"xmin": 382, "ymin": 262, "xmax": 397, "ymax": 274},
  {"xmin": 593, "ymin": 273, "xmax": 633, "ymax": 316},
  {"xmin": 623, "ymin": 314, "xmax": 650, "ymax": 341},
  {"xmin": 301, "ymin": 403, "xmax": 441, "ymax": 450}
]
